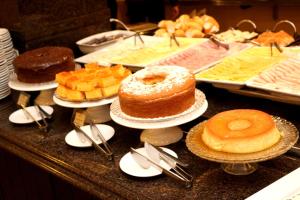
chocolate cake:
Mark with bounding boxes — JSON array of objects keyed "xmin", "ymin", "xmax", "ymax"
[{"xmin": 13, "ymin": 46, "xmax": 75, "ymax": 83}]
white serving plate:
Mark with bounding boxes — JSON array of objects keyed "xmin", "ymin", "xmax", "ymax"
[
  {"xmin": 53, "ymin": 95, "xmax": 116, "ymax": 108},
  {"xmin": 8, "ymin": 73, "xmax": 58, "ymax": 91},
  {"xmin": 119, "ymin": 147, "xmax": 177, "ymax": 177},
  {"xmin": 65, "ymin": 124, "xmax": 115, "ymax": 148},
  {"xmin": 110, "ymin": 91, "xmax": 208, "ymax": 129},
  {"xmin": 76, "ymin": 30, "xmax": 135, "ymax": 54},
  {"xmin": 9, "ymin": 106, "xmax": 54, "ymax": 124}
]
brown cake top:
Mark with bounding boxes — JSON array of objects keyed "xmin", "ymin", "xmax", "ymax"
[{"xmin": 13, "ymin": 46, "xmax": 74, "ymax": 70}]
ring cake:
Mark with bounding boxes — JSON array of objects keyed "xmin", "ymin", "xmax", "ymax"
[
  {"xmin": 202, "ymin": 109, "xmax": 281, "ymax": 153},
  {"xmin": 118, "ymin": 65, "xmax": 197, "ymax": 118},
  {"xmin": 13, "ymin": 46, "xmax": 75, "ymax": 83}
]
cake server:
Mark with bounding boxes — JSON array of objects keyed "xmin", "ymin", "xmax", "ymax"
[
  {"xmin": 130, "ymin": 147, "xmax": 191, "ymax": 187},
  {"xmin": 89, "ymin": 121, "xmax": 113, "ymax": 160},
  {"xmin": 144, "ymin": 142, "xmax": 189, "ymax": 167},
  {"xmin": 34, "ymin": 105, "xmax": 49, "ymax": 132},
  {"xmin": 209, "ymin": 36, "xmax": 230, "ymax": 50},
  {"xmin": 144, "ymin": 142, "xmax": 192, "ymax": 186},
  {"xmin": 21, "ymin": 104, "xmax": 47, "ymax": 132},
  {"xmin": 73, "ymin": 124, "xmax": 112, "ymax": 160},
  {"xmin": 36, "ymin": 104, "xmax": 52, "ymax": 119}
]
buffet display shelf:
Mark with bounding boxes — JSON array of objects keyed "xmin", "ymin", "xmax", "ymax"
[{"xmin": 0, "ymin": 85, "xmax": 300, "ymax": 199}]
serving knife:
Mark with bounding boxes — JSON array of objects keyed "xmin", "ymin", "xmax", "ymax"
[
  {"xmin": 73, "ymin": 124, "xmax": 112, "ymax": 160},
  {"xmin": 130, "ymin": 147, "xmax": 191, "ymax": 187},
  {"xmin": 144, "ymin": 142, "xmax": 193, "ymax": 184},
  {"xmin": 144, "ymin": 142, "xmax": 189, "ymax": 167}
]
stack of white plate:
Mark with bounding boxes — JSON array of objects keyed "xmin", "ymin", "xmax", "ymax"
[
  {"xmin": 0, "ymin": 28, "xmax": 18, "ymax": 74},
  {"xmin": 0, "ymin": 51, "xmax": 10, "ymax": 99}
]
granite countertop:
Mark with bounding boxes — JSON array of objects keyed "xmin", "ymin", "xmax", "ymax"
[{"xmin": 0, "ymin": 84, "xmax": 300, "ymax": 200}]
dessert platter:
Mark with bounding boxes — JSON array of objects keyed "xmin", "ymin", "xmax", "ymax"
[
  {"xmin": 186, "ymin": 109, "xmax": 299, "ymax": 175},
  {"xmin": 8, "ymin": 46, "xmax": 77, "ymax": 106},
  {"xmin": 53, "ymin": 63, "xmax": 132, "ymax": 122},
  {"xmin": 110, "ymin": 89, "xmax": 207, "ymax": 129},
  {"xmin": 53, "ymin": 64, "xmax": 131, "ymax": 108},
  {"xmin": 110, "ymin": 65, "xmax": 208, "ymax": 145}
]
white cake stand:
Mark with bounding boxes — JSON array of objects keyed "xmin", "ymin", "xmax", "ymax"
[
  {"xmin": 8, "ymin": 73, "xmax": 58, "ymax": 105},
  {"xmin": 53, "ymin": 95, "xmax": 116, "ymax": 123},
  {"xmin": 110, "ymin": 89, "xmax": 208, "ymax": 146}
]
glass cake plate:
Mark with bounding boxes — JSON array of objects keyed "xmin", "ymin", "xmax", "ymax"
[{"xmin": 186, "ymin": 117, "xmax": 299, "ymax": 175}]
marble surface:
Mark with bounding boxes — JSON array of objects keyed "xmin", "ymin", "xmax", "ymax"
[{"xmin": 0, "ymin": 85, "xmax": 300, "ymax": 200}]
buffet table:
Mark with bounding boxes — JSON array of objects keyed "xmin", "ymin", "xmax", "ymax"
[{"xmin": 0, "ymin": 83, "xmax": 300, "ymax": 200}]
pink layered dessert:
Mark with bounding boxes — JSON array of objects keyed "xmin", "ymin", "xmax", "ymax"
[{"xmin": 153, "ymin": 41, "xmax": 249, "ymax": 73}]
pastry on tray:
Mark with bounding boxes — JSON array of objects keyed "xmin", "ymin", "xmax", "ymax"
[{"xmin": 55, "ymin": 63, "xmax": 131, "ymax": 102}]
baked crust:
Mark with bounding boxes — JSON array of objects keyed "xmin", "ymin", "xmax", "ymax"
[{"xmin": 119, "ymin": 66, "xmax": 196, "ymax": 118}]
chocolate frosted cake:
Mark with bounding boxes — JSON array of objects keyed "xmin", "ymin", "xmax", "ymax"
[{"xmin": 13, "ymin": 46, "xmax": 75, "ymax": 83}]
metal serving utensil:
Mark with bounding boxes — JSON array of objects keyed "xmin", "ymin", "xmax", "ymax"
[
  {"xmin": 209, "ymin": 36, "xmax": 230, "ymax": 50},
  {"xmin": 110, "ymin": 18, "xmax": 144, "ymax": 46},
  {"xmin": 21, "ymin": 105, "xmax": 48, "ymax": 132},
  {"xmin": 36, "ymin": 104, "xmax": 52, "ymax": 119},
  {"xmin": 110, "ymin": 18, "xmax": 131, "ymax": 31},
  {"xmin": 73, "ymin": 124, "xmax": 113, "ymax": 160},
  {"xmin": 89, "ymin": 121, "xmax": 113, "ymax": 160},
  {"xmin": 34, "ymin": 105, "xmax": 49, "ymax": 132},
  {"xmin": 145, "ymin": 142, "xmax": 189, "ymax": 167},
  {"xmin": 130, "ymin": 147, "xmax": 192, "ymax": 188},
  {"xmin": 144, "ymin": 142, "xmax": 192, "ymax": 184}
]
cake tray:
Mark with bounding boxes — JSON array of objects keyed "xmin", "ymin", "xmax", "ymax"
[
  {"xmin": 53, "ymin": 95, "xmax": 116, "ymax": 108},
  {"xmin": 8, "ymin": 73, "xmax": 58, "ymax": 91},
  {"xmin": 186, "ymin": 117, "xmax": 299, "ymax": 175},
  {"xmin": 110, "ymin": 89, "xmax": 208, "ymax": 129}
]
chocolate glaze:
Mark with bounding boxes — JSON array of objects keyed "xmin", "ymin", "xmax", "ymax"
[
  {"xmin": 13, "ymin": 46, "xmax": 75, "ymax": 83},
  {"xmin": 13, "ymin": 46, "xmax": 74, "ymax": 70}
]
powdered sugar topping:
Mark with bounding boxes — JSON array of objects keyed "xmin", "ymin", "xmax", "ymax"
[{"xmin": 120, "ymin": 66, "xmax": 192, "ymax": 95}]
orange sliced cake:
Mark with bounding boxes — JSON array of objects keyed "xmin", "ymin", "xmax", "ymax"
[{"xmin": 55, "ymin": 63, "xmax": 131, "ymax": 101}]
